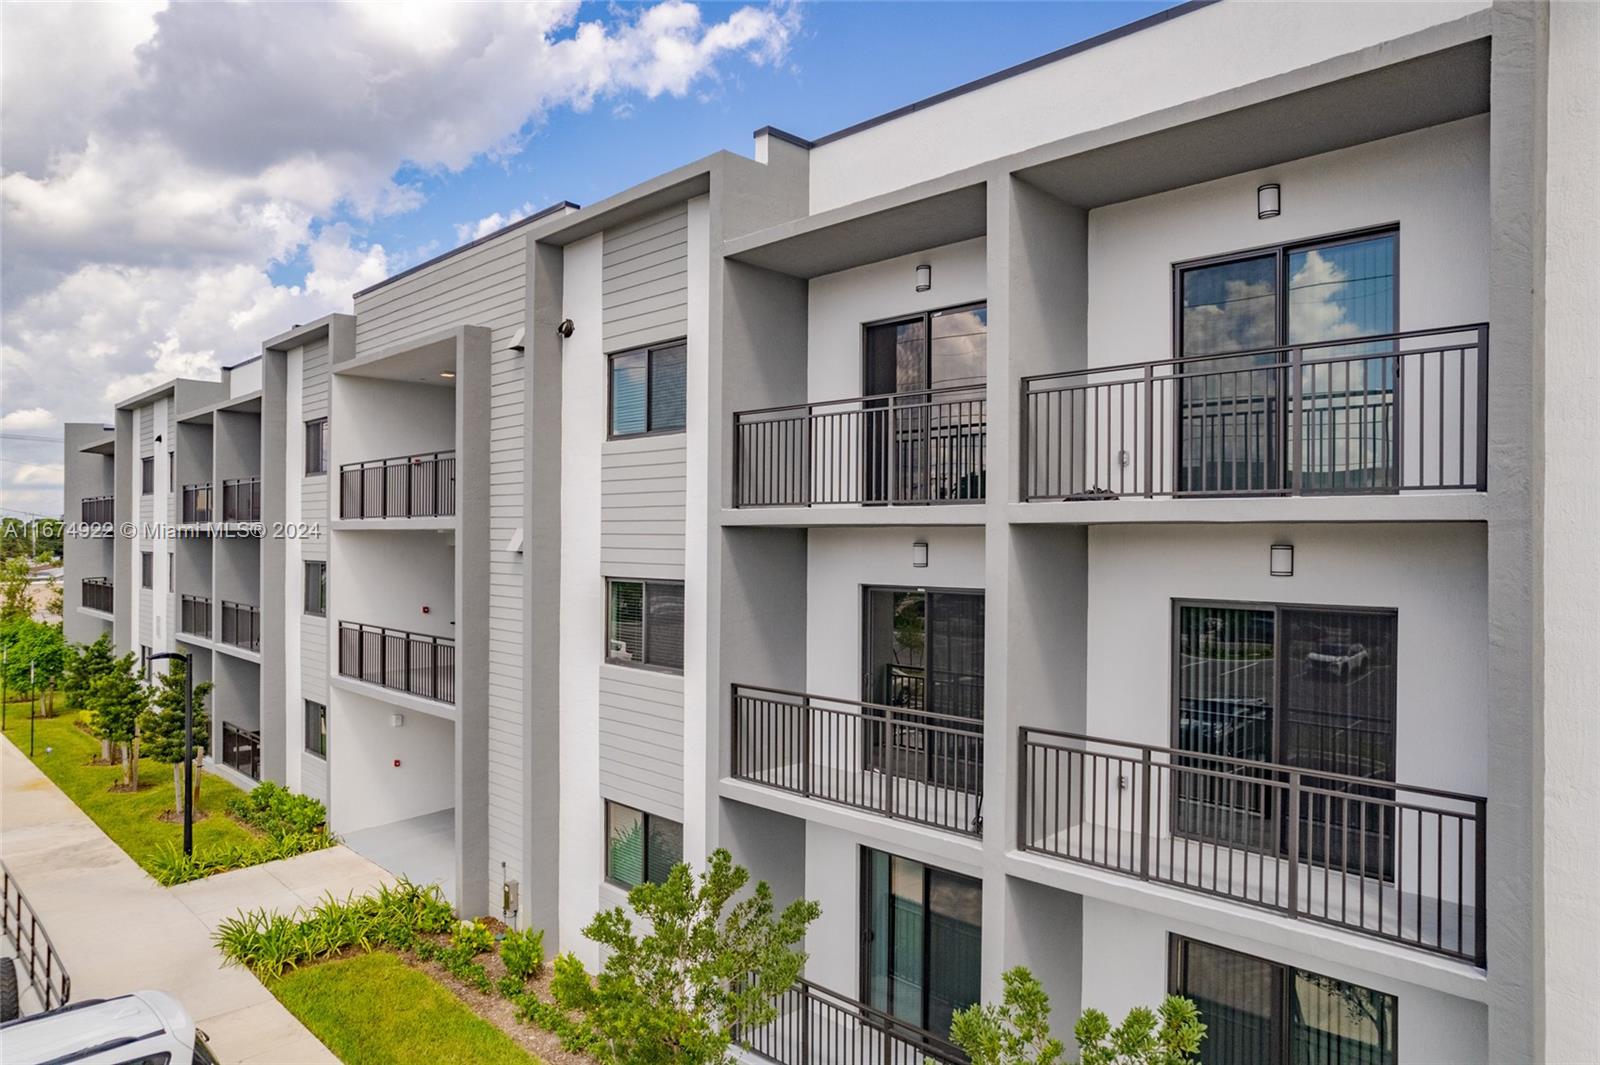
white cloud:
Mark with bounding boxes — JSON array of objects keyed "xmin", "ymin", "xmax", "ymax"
[
  {"xmin": 455, "ymin": 203, "xmax": 538, "ymax": 244},
  {"xmin": 0, "ymin": 0, "xmax": 799, "ymax": 515},
  {"xmin": 0, "ymin": 408, "xmax": 55, "ymax": 433}
]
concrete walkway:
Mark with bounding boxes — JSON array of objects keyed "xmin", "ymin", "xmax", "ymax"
[{"xmin": 1, "ymin": 738, "xmax": 392, "ymax": 1063}]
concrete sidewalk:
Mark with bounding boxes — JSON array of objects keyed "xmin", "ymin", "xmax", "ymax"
[{"xmin": 1, "ymin": 738, "xmax": 391, "ymax": 1063}]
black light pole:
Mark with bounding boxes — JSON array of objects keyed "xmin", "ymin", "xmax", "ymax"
[
  {"xmin": 150, "ymin": 652, "xmax": 194, "ymax": 856},
  {"xmin": 29, "ymin": 661, "xmax": 37, "ymax": 757},
  {"xmin": 3, "ymin": 645, "xmax": 8, "ymax": 732}
]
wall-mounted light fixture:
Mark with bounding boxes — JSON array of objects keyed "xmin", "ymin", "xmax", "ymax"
[
  {"xmin": 1257, "ymin": 183, "xmax": 1281, "ymax": 220},
  {"xmin": 508, "ymin": 326, "xmax": 526, "ymax": 353},
  {"xmin": 438, "ymin": 371, "xmax": 455, "ymax": 380},
  {"xmin": 915, "ymin": 264, "xmax": 932, "ymax": 292},
  {"xmin": 154, "ymin": 434, "xmax": 163, "ymax": 444},
  {"xmin": 1269, "ymin": 543, "xmax": 1294, "ymax": 577},
  {"xmin": 556, "ymin": 318, "xmax": 576, "ymax": 339},
  {"xmin": 912, "ymin": 540, "xmax": 930, "ymax": 568},
  {"xmin": 391, "ymin": 713, "xmax": 405, "ymax": 728}
]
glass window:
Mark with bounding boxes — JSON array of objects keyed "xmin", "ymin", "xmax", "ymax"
[
  {"xmin": 609, "ymin": 342, "xmax": 686, "ymax": 436},
  {"xmin": 1170, "ymin": 935, "xmax": 1396, "ymax": 1065},
  {"xmin": 1180, "ymin": 254, "xmax": 1279, "ymax": 358},
  {"xmin": 141, "ymin": 551, "xmax": 153, "ymax": 589},
  {"xmin": 305, "ymin": 418, "xmax": 329, "ymax": 474},
  {"xmin": 606, "ymin": 578, "xmax": 683, "ymax": 671},
  {"xmin": 304, "ymin": 561, "xmax": 327, "ymax": 617},
  {"xmin": 1287, "ymin": 234, "xmax": 1397, "ymax": 348},
  {"xmin": 861, "ymin": 847, "xmax": 981, "ymax": 1039},
  {"xmin": 304, "ymin": 700, "xmax": 327, "ymax": 757},
  {"xmin": 142, "ymin": 457, "xmax": 155, "ymax": 494},
  {"xmin": 605, "ymin": 801, "xmax": 681, "ymax": 888}
]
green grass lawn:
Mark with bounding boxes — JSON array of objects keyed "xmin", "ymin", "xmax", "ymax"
[
  {"xmin": 272, "ymin": 952, "xmax": 539, "ymax": 1065},
  {"xmin": 1, "ymin": 706, "xmax": 260, "ymax": 873}
]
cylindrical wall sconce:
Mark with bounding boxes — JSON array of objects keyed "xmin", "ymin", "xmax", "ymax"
[
  {"xmin": 1269, "ymin": 543, "xmax": 1294, "ymax": 577},
  {"xmin": 915, "ymin": 264, "xmax": 932, "ymax": 292},
  {"xmin": 1257, "ymin": 183, "xmax": 1281, "ymax": 219}
]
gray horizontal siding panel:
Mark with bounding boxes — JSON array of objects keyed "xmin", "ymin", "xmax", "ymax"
[
  {"xmin": 602, "ymin": 204, "xmax": 688, "ymax": 351},
  {"xmin": 601, "ymin": 434, "xmax": 685, "ymax": 580},
  {"xmin": 301, "ymin": 753, "xmax": 328, "ymax": 804},
  {"xmin": 598, "ymin": 666, "xmax": 684, "ymax": 820}
]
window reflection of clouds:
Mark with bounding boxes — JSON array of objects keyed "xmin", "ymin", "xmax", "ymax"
[
  {"xmin": 931, "ymin": 306, "xmax": 988, "ymax": 390},
  {"xmin": 1181, "ymin": 256, "xmax": 1277, "ymax": 356}
]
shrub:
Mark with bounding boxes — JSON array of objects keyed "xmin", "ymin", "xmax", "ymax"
[
  {"xmin": 226, "ymin": 780, "xmax": 330, "ymax": 837},
  {"xmin": 451, "ymin": 918, "xmax": 495, "ymax": 956},
  {"xmin": 214, "ymin": 878, "xmax": 453, "ymax": 977},
  {"xmin": 549, "ymin": 849, "xmax": 820, "ymax": 1065},
  {"xmin": 499, "ymin": 926, "xmax": 545, "ymax": 982},
  {"xmin": 1074, "ymin": 996, "xmax": 1206, "ymax": 1065},
  {"xmin": 950, "ymin": 966, "xmax": 1065, "ymax": 1065}
]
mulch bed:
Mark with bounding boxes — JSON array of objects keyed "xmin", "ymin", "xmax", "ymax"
[
  {"xmin": 157, "ymin": 807, "xmax": 212, "ymax": 824},
  {"xmin": 405, "ymin": 931, "xmax": 598, "ymax": 1065}
]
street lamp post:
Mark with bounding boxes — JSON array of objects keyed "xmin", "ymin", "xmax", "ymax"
[
  {"xmin": 29, "ymin": 661, "xmax": 37, "ymax": 757},
  {"xmin": 3, "ymin": 645, "xmax": 8, "ymax": 732},
  {"xmin": 149, "ymin": 652, "xmax": 194, "ymax": 856}
]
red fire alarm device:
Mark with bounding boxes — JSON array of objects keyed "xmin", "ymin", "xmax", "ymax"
[
  {"xmin": 393, "ymin": 759, "xmax": 402, "ymax": 768},
  {"xmin": 422, "ymin": 605, "xmax": 430, "ymax": 615}
]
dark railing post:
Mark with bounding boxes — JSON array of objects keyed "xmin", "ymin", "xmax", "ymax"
[
  {"xmin": 802, "ymin": 405, "xmax": 813, "ymax": 507},
  {"xmin": 1475, "ymin": 796, "xmax": 1488, "ymax": 968},
  {"xmin": 1018, "ymin": 727, "xmax": 1034, "ymax": 852},
  {"xmin": 799, "ymin": 982, "xmax": 812, "ymax": 1064},
  {"xmin": 881, "ymin": 709, "xmax": 896, "ymax": 819},
  {"xmin": 1285, "ymin": 769, "xmax": 1302, "ymax": 918},
  {"xmin": 801, "ymin": 694, "xmax": 813, "ymax": 799},
  {"xmin": 1475, "ymin": 325, "xmax": 1490, "ymax": 491},
  {"xmin": 1139, "ymin": 746, "xmax": 1153, "ymax": 880},
  {"xmin": 1288, "ymin": 346, "xmax": 1303, "ymax": 495},
  {"xmin": 730, "ymin": 685, "xmax": 741, "ymax": 779},
  {"xmin": 1143, "ymin": 363, "xmax": 1156, "ymax": 497}
]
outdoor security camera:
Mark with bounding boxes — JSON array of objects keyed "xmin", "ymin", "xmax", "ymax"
[{"xmin": 556, "ymin": 318, "xmax": 575, "ymax": 339}]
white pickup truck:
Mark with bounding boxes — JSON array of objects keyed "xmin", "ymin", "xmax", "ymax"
[{"xmin": 0, "ymin": 990, "xmax": 219, "ymax": 1065}]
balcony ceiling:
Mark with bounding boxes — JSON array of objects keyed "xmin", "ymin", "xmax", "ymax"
[{"xmin": 1018, "ymin": 38, "xmax": 1490, "ymax": 209}]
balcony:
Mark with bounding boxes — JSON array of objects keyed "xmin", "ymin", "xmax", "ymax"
[
  {"xmin": 221, "ymin": 477, "xmax": 261, "ymax": 523},
  {"xmin": 742, "ymin": 978, "xmax": 967, "ymax": 1065},
  {"xmin": 731, "ymin": 684, "xmax": 982, "ymax": 837},
  {"xmin": 1018, "ymin": 728, "xmax": 1485, "ymax": 966},
  {"xmin": 338, "ymin": 622, "xmax": 456, "ymax": 704},
  {"xmin": 1021, "ymin": 326, "xmax": 1487, "ymax": 502},
  {"xmin": 80, "ymin": 496, "xmax": 114, "ymax": 525},
  {"xmin": 80, "ymin": 577, "xmax": 113, "ymax": 614},
  {"xmin": 219, "ymin": 600, "xmax": 260, "ymax": 652},
  {"xmin": 221, "ymin": 721, "xmax": 260, "ymax": 780},
  {"xmin": 339, "ymin": 451, "xmax": 456, "ymax": 519},
  {"xmin": 179, "ymin": 594, "xmax": 211, "ymax": 639},
  {"xmin": 734, "ymin": 387, "xmax": 986, "ymax": 508},
  {"xmin": 181, "ymin": 483, "xmax": 213, "ymax": 524}
]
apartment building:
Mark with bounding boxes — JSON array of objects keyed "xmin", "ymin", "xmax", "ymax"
[{"xmin": 60, "ymin": 2, "xmax": 1598, "ymax": 1062}]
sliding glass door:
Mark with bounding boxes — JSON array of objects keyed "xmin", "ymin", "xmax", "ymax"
[
  {"xmin": 862, "ymin": 848, "xmax": 982, "ymax": 1038},
  {"xmin": 1175, "ymin": 230, "xmax": 1398, "ymax": 495},
  {"xmin": 862, "ymin": 304, "xmax": 987, "ymax": 503},
  {"xmin": 1174, "ymin": 602, "xmax": 1398, "ymax": 878},
  {"xmin": 863, "ymin": 587, "xmax": 984, "ymax": 789},
  {"xmin": 1170, "ymin": 936, "xmax": 1397, "ymax": 1065}
]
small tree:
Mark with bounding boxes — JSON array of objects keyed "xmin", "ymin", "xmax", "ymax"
[
  {"xmin": 1075, "ymin": 995, "xmax": 1205, "ymax": 1065},
  {"xmin": 0, "ymin": 557, "xmax": 30, "ymax": 621},
  {"xmin": 950, "ymin": 966, "xmax": 1065, "ymax": 1065},
  {"xmin": 1, "ymin": 618, "xmax": 66, "ymax": 713},
  {"xmin": 89, "ymin": 653, "xmax": 147, "ymax": 787},
  {"xmin": 138, "ymin": 658, "xmax": 213, "ymax": 812},
  {"xmin": 550, "ymin": 847, "xmax": 821, "ymax": 1065},
  {"xmin": 62, "ymin": 635, "xmax": 117, "ymax": 759}
]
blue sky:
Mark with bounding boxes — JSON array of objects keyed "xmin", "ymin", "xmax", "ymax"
[
  {"xmin": 277, "ymin": 1, "xmax": 1181, "ymax": 290},
  {"xmin": 1, "ymin": 0, "xmax": 1181, "ymax": 517}
]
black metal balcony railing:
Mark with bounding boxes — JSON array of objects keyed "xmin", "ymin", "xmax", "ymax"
[
  {"xmin": 80, "ymin": 577, "xmax": 113, "ymax": 614},
  {"xmin": 221, "ymin": 721, "xmax": 261, "ymax": 780},
  {"xmin": 1022, "ymin": 326, "xmax": 1488, "ymax": 501},
  {"xmin": 3, "ymin": 860, "xmax": 72, "ymax": 1011},
  {"xmin": 742, "ymin": 978, "xmax": 967, "ymax": 1065},
  {"xmin": 181, "ymin": 483, "xmax": 213, "ymax": 524},
  {"xmin": 219, "ymin": 600, "xmax": 260, "ymax": 651},
  {"xmin": 81, "ymin": 495, "xmax": 114, "ymax": 525},
  {"xmin": 338, "ymin": 622, "xmax": 456, "ymax": 704},
  {"xmin": 734, "ymin": 386, "xmax": 987, "ymax": 507},
  {"xmin": 179, "ymin": 594, "xmax": 211, "ymax": 638},
  {"xmin": 1019, "ymin": 728, "xmax": 1486, "ymax": 966},
  {"xmin": 339, "ymin": 451, "xmax": 456, "ymax": 519},
  {"xmin": 222, "ymin": 477, "xmax": 262, "ymax": 523},
  {"xmin": 732, "ymin": 684, "xmax": 983, "ymax": 836}
]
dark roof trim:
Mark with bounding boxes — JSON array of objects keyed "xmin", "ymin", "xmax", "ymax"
[
  {"xmin": 752, "ymin": 125, "xmax": 814, "ymax": 150},
  {"xmin": 354, "ymin": 200, "xmax": 580, "ymax": 299},
  {"xmin": 767, "ymin": 0, "xmax": 1217, "ymax": 150},
  {"xmin": 223, "ymin": 354, "xmax": 262, "ymax": 371}
]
